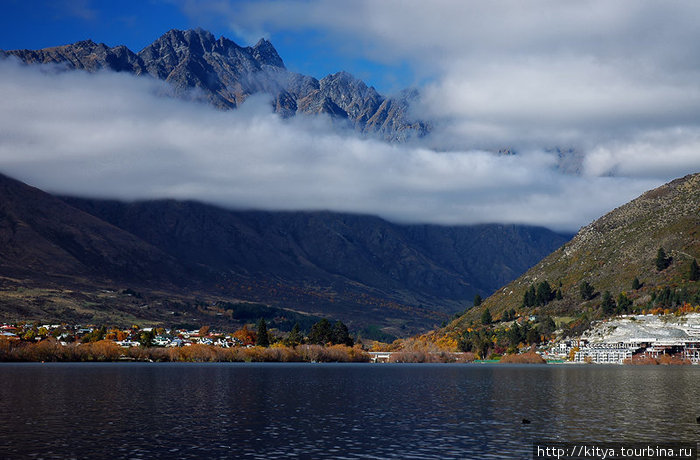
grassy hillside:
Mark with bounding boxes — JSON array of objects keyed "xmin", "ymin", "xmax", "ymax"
[{"xmin": 436, "ymin": 173, "xmax": 700, "ymax": 343}]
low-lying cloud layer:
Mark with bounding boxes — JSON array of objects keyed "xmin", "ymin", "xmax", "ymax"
[{"xmin": 0, "ymin": 59, "xmax": 670, "ymax": 231}]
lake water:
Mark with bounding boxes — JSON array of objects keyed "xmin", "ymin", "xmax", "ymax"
[{"xmin": 0, "ymin": 363, "xmax": 698, "ymax": 459}]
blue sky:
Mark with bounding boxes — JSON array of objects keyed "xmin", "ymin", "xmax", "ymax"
[{"xmin": 0, "ymin": 0, "xmax": 412, "ymax": 94}]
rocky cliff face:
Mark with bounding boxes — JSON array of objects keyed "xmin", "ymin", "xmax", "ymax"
[{"xmin": 3, "ymin": 28, "xmax": 428, "ymax": 141}]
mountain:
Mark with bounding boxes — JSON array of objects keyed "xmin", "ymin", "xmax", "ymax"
[
  {"xmin": 2, "ymin": 28, "xmax": 428, "ymax": 141},
  {"xmin": 0, "ymin": 173, "xmax": 569, "ymax": 335},
  {"xmin": 440, "ymin": 173, "xmax": 700, "ymax": 336}
]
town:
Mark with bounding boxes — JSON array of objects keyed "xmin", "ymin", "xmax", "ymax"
[
  {"xmin": 543, "ymin": 313, "xmax": 700, "ymax": 364},
  {"xmin": 3, "ymin": 313, "xmax": 700, "ymax": 365}
]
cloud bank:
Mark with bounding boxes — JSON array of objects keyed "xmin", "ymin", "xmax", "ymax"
[
  {"xmin": 0, "ymin": 59, "xmax": 670, "ymax": 231},
  {"xmin": 184, "ymin": 1, "xmax": 700, "ymax": 155}
]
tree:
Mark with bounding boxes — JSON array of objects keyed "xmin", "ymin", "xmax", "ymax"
[
  {"xmin": 535, "ymin": 281, "xmax": 554, "ymax": 306},
  {"xmin": 198, "ymin": 325, "xmax": 210, "ymax": 337},
  {"xmin": 601, "ymin": 291, "xmax": 616, "ymax": 315},
  {"xmin": 502, "ymin": 308, "xmax": 516, "ymax": 322},
  {"xmin": 481, "ymin": 308, "xmax": 492, "ymax": 325},
  {"xmin": 617, "ymin": 292, "xmax": 633, "ymax": 313},
  {"xmin": 308, "ymin": 319, "xmax": 333, "ymax": 345},
  {"xmin": 689, "ymin": 259, "xmax": 699, "ymax": 282},
  {"xmin": 332, "ymin": 321, "xmax": 354, "ymax": 346},
  {"xmin": 256, "ymin": 318, "xmax": 270, "ymax": 347},
  {"xmin": 233, "ymin": 325, "xmax": 256, "ymax": 346},
  {"xmin": 631, "ymin": 277, "xmax": 641, "ymax": 290},
  {"xmin": 656, "ymin": 247, "xmax": 671, "ymax": 271},
  {"xmin": 507, "ymin": 323, "xmax": 522, "ymax": 348},
  {"xmin": 539, "ymin": 316, "xmax": 557, "ymax": 336},
  {"xmin": 139, "ymin": 329, "xmax": 154, "ymax": 347},
  {"xmin": 580, "ymin": 281, "xmax": 595, "ymax": 301},
  {"xmin": 522, "ymin": 285, "xmax": 537, "ymax": 308},
  {"xmin": 473, "ymin": 294, "xmax": 482, "ymax": 307},
  {"xmin": 285, "ymin": 322, "xmax": 302, "ymax": 346},
  {"xmin": 526, "ymin": 327, "xmax": 540, "ymax": 345}
]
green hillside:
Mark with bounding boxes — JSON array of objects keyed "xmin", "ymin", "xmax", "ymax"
[{"xmin": 441, "ymin": 173, "xmax": 700, "ymax": 339}]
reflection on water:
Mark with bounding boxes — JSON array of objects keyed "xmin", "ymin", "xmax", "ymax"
[{"xmin": 0, "ymin": 363, "xmax": 698, "ymax": 459}]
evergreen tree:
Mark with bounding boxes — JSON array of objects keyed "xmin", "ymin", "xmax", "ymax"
[
  {"xmin": 535, "ymin": 281, "xmax": 554, "ymax": 306},
  {"xmin": 481, "ymin": 308, "xmax": 492, "ymax": 325},
  {"xmin": 286, "ymin": 322, "xmax": 302, "ymax": 346},
  {"xmin": 507, "ymin": 323, "xmax": 521, "ymax": 347},
  {"xmin": 473, "ymin": 294, "xmax": 482, "ymax": 307},
  {"xmin": 555, "ymin": 289, "xmax": 563, "ymax": 300},
  {"xmin": 309, "ymin": 318, "xmax": 333, "ymax": 345},
  {"xmin": 539, "ymin": 316, "xmax": 557, "ymax": 335},
  {"xmin": 601, "ymin": 291, "xmax": 616, "ymax": 315},
  {"xmin": 617, "ymin": 292, "xmax": 633, "ymax": 313},
  {"xmin": 631, "ymin": 277, "xmax": 641, "ymax": 290},
  {"xmin": 655, "ymin": 247, "xmax": 671, "ymax": 271},
  {"xmin": 332, "ymin": 321, "xmax": 354, "ymax": 346},
  {"xmin": 522, "ymin": 285, "xmax": 537, "ymax": 308},
  {"xmin": 138, "ymin": 329, "xmax": 154, "ymax": 347},
  {"xmin": 689, "ymin": 259, "xmax": 699, "ymax": 282},
  {"xmin": 580, "ymin": 281, "xmax": 595, "ymax": 301},
  {"xmin": 256, "ymin": 318, "xmax": 270, "ymax": 347},
  {"xmin": 526, "ymin": 327, "xmax": 540, "ymax": 345},
  {"xmin": 502, "ymin": 308, "xmax": 516, "ymax": 322}
]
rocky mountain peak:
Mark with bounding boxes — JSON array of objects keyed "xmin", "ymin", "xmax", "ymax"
[
  {"xmin": 5, "ymin": 28, "xmax": 428, "ymax": 141},
  {"xmin": 252, "ymin": 38, "xmax": 285, "ymax": 69}
]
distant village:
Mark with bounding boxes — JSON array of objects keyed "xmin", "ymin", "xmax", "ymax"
[
  {"xmin": 3, "ymin": 313, "xmax": 700, "ymax": 365},
  {"xmin": 1, "ymin": 323, "xmax": 249, "ymax": 349},
  {"xmin": 541, "ymin": 313, "xmax": 700, "ymax": 364}
]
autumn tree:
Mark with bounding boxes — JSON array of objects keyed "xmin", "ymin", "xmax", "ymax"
[
  {"xmin": 81, "ymin": 326, "xmax": 106, "ymax": 343},
  {"xmin": 233, "ymin": 325, "xmax": 256, "ymax": 346},
  {"xmin": 256, "ymin": 318, "xmax": 270, "ymax": 347}
]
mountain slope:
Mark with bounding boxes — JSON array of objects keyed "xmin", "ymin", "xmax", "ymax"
[
  {"xmin": 0, "ymin": 174, "xmax": 184, "ymax": 285},
  {"xmin": 64, "ymin": 198, "xmax": 570, "ymax": 331},
  {"xmin": 2, "ymin": 28, "xmax": 428, "ymax": 141},
  {"xmin": 0, "ymin": 172, "xmax": 569, "ymax": 334},
  {"xmin": 442, "ymin": 173, "xmax": 700, "ymax": 335}
]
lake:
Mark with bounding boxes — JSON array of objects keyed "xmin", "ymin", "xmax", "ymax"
[{"xmin": 0, "ymin": 363, "xmax": 698, "ymax": 459}]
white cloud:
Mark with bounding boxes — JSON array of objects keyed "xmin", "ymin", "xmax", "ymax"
[
  {"xmin": 172, "ymin": 0, "xmax": 700, "ymax": 227},
  {"xmin": 0, "ymin": 59, "xmax": 667, "ymax": 232},
  {"xmin": 187, "ymin": 1, "xmax": 700, "ymax": 150}
]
